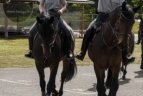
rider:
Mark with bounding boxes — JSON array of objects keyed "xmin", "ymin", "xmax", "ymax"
[
  {"xmin": 25, "ymin": 0, "xmax": 74, "ymax": 59},
  {"xmin": 76, "ymin": 0, "xmax": 125, "ymax": 60}
]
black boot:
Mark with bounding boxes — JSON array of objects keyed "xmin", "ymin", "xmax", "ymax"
[
  {"xmin": 76, "ymin": 29, "xmax": 93, "ymax": 61},
  {"xmin": 64, "ymin": 31, "xmax": 74, "ymax": 59},
  {"xmin": 66, "ymin": 50, "xmax": 74, "ymax": 59},
  {"xmin": 25, "ymin": 51, "xmax": 33, "ymax": 58},
  {"xmin": 25, "ymin": 22, "xmax": 37, "ymax": 59},
  {"xmin": 140, "ymin": 54, "xmax": 143, "ymax": 69},
  {"xmin": 140, "ymin": 63, "xmax": 143, "ymax": 69}
]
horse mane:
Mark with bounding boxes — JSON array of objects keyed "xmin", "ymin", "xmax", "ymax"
[{"xmin": 107, "ymin": 3, "xmax": 135, "ymax": 26}]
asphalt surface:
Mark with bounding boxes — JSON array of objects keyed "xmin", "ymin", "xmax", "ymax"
[{"xmin": 0, "ymin": 64, "xmax": 143, "ymax": 96}]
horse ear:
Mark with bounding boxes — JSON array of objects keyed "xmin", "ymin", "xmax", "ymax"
[
  {"xmin": 133, "ymin": 6, "xmax": 141, "ymax": 13},
  {"xmin": 122, "ymin": 1, "xmax": 127, "ymax": 11}
]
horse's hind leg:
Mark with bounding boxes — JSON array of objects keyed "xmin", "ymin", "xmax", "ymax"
[
  {"xmin": 140, "ymin": 42, "xmax": 143, "ymax": 69},
  {"xmin": 47, "ymin": 63, "xmax": 59, "ymax": 96},
  {"xmin": 122, "ymin": 63, "xmax": 127, "ymax": 80},
  {"xmin": 36, "ymin": 64, "xmax": 46, "ymax": 96}
]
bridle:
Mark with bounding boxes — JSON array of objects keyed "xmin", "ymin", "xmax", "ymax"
[{"xmin": 101, "ymin": 9, "xmax": 134, "ymax": 50}]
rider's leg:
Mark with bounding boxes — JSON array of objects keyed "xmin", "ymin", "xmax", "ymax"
[
  {"xmin": 25, "ymin": 22, "xmax": 37, "ymax": 58},
  {"xmin": 59, "ymin": 18, "xmax": 74, "ymax": 58},
  {"xmin": 76, "ymin": 27, "xmax": 94, "ymax": 60},
  {"xmin": 76, "ymin": 13, "xmax": 109, "ymax": 61}
]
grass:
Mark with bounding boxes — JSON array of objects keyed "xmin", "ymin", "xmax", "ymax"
[
  {"xmin": 0, "ymin": 37, "xmax": 142, "ymax": 68},
  {"xmin": 0, "ymin": 37, "xmax": 34, "ymax": 68}
]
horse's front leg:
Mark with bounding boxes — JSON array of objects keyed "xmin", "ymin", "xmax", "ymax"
[
  {"xmin": 94, "ymin": 64, "xmax": 106, "ymax": 96},
  {"xmin": 108, "ymin": 67, "xmax": 120, "ymax": 96},
  {"xmin": 36, "ymin": 64, "xmax": 46, "ymax": 96},
  {"xmin": 47, "ymin": 63, "xmax": 59, "ymax": 96}
]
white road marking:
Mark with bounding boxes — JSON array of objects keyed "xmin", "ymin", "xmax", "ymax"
[
  {"xmin": 0, "ymin": 78, "xmax": 97, "ymax": 95},
  {"xmin": 64, "ymin": 89, "xmax": 96, "ymax": 95},
  {"xmin": 0, "ymin": 79, "xmax": 33, "ymax": 86},
  {"xmin": 82, "ymin": 73, "xmax": 95, "ymax": 77}
]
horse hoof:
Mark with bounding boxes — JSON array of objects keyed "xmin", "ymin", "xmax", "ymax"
[
  {"xmin": 140, "ymin": 64, "xmax": 143, "ymax": 69},
  {"xmin": 52, "ymin": 92, "xmax": 58, "ymax": 96},
  {"xmin": 42, "ymin": 92, "xmax": 46, "ymax": 96},
  {"xmin": 52, "ymin": 89, "xmax": 59, "ymax": 96},
  {"xmin": 122, "ymin": 76, "xmax": 126, "ymax": 80}
]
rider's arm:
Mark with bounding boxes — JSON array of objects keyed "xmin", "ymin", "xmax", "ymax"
[{"xmin": 39, "ymin": 0, "xmax": 46, "ymax": 14}]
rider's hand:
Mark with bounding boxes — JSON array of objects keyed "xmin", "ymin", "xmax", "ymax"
[{"xmin": 58, "ymin": 10, "xmax": 63, "ymax": 15}]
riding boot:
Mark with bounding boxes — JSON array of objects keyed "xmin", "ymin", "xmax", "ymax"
[
  {"xmin": 76, "ymin": 29, "xmax": 93, "ymax": 61},
  {"xmin": 25, "ymin": 22, "xmax": 37, "ymax": 58},
  {"xmin": 65, "ymin": 34, "xmax": 74, "ymax": 59}
]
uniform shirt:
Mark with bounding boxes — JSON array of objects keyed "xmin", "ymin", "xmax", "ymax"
[
  {"xmin": 40, "ymin": 0, "xmax": 66, "ymax": 11},
  {"xmin": 97, "ymin": 0, "xmax": 125, "ymax": 13}
]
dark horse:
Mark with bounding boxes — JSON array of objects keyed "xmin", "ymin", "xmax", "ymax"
[
  {"xmin": 88, "ymin": 2, "xmax": 139, "ymax": 96},
  {"xmin": 121, "ymin": 31, "xmax": 135, "ymax": 80},
  {"xmin": 137, "ymin": 17, "xmax": 143, "ymax": 69},
  {"xmin": 32, "ymin": 15, "xmax": 77, "ymax": 96}
]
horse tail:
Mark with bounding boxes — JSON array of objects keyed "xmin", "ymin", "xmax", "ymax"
[{"xmin": 63, "ymin": 58, "xmax": 77, "ymax": 82}]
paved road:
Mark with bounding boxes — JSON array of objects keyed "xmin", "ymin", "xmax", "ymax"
[{"xmin": 0, "ymin": 64, "xmax": 143, "ymax": 96}]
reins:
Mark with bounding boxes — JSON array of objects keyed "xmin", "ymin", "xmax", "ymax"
[{"xmin": 101, "ymin": 9, "xmax": 134, "ymax": 50}]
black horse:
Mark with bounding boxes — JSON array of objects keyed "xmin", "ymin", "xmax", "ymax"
[
  {"xmin": 88, "ymin": 2, "xmax": 140, "ymax": 96},
  {"xmin": 137, "ymin": 17, "xmax": 143, "ymax": 69},
  {"xmin": 32, "ymin": 15, "xmax": 77, "ymax": 96},
  {"xmin": 121, "ymin": 31, "xmax": 135, "ymax": 80}
]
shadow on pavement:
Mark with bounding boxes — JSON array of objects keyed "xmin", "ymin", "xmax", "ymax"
[
  {"xmin": 134, "ymin": 70, "xmax": 143, "ymax": 78},
  {"xmin": 86, "ymin": 83, "xmax": 97, "ymax": 92},
  {"xmin": 119, "ymin": 78, "xmax": 131, "ymax": 85}
]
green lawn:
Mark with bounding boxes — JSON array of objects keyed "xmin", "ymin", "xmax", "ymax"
[{"xmin": 0, "ymin": 37, "xmax": 142, "ymax": 68}]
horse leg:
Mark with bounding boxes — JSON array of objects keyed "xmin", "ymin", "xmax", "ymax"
[
  {"xmin": 59, "ymin": 60, "xmax": 66, "ymax": 96},
  {"xmin": 36, "ymin": 64, "xmax": 46, "ymax": 96},
  {"xmin": 46, "ymin": 63, "xmax": 59, "ymax": 96},
  {"xmin": 105, "ymin": 69, "xmax": 112, "ymax": 89},
  {"xmin": 108, "ymin": 68, "xmax": 120, "ymax": 96},
  {"xmin": 59, "ymin": 58, "xmax": 77, "ymax": 96},
  {"xmin": 122, "ymin": 63, "xmax": 127, "ymax": 80},
  {"xmin": 94, "ymin": 65, "xmax": 106, "ymax": 96},
  {"xmin": 140, "ymin": 42, "xmax": 143, "ymax": 69}
]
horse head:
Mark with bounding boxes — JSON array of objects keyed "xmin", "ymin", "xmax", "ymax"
[
  {"xmin": 36, "ymin": 15, "xmax": 55, "ymax": 42},
  {"xmin": 108, "ymin": 2, "xmax": 140, "ymax": 44}
]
